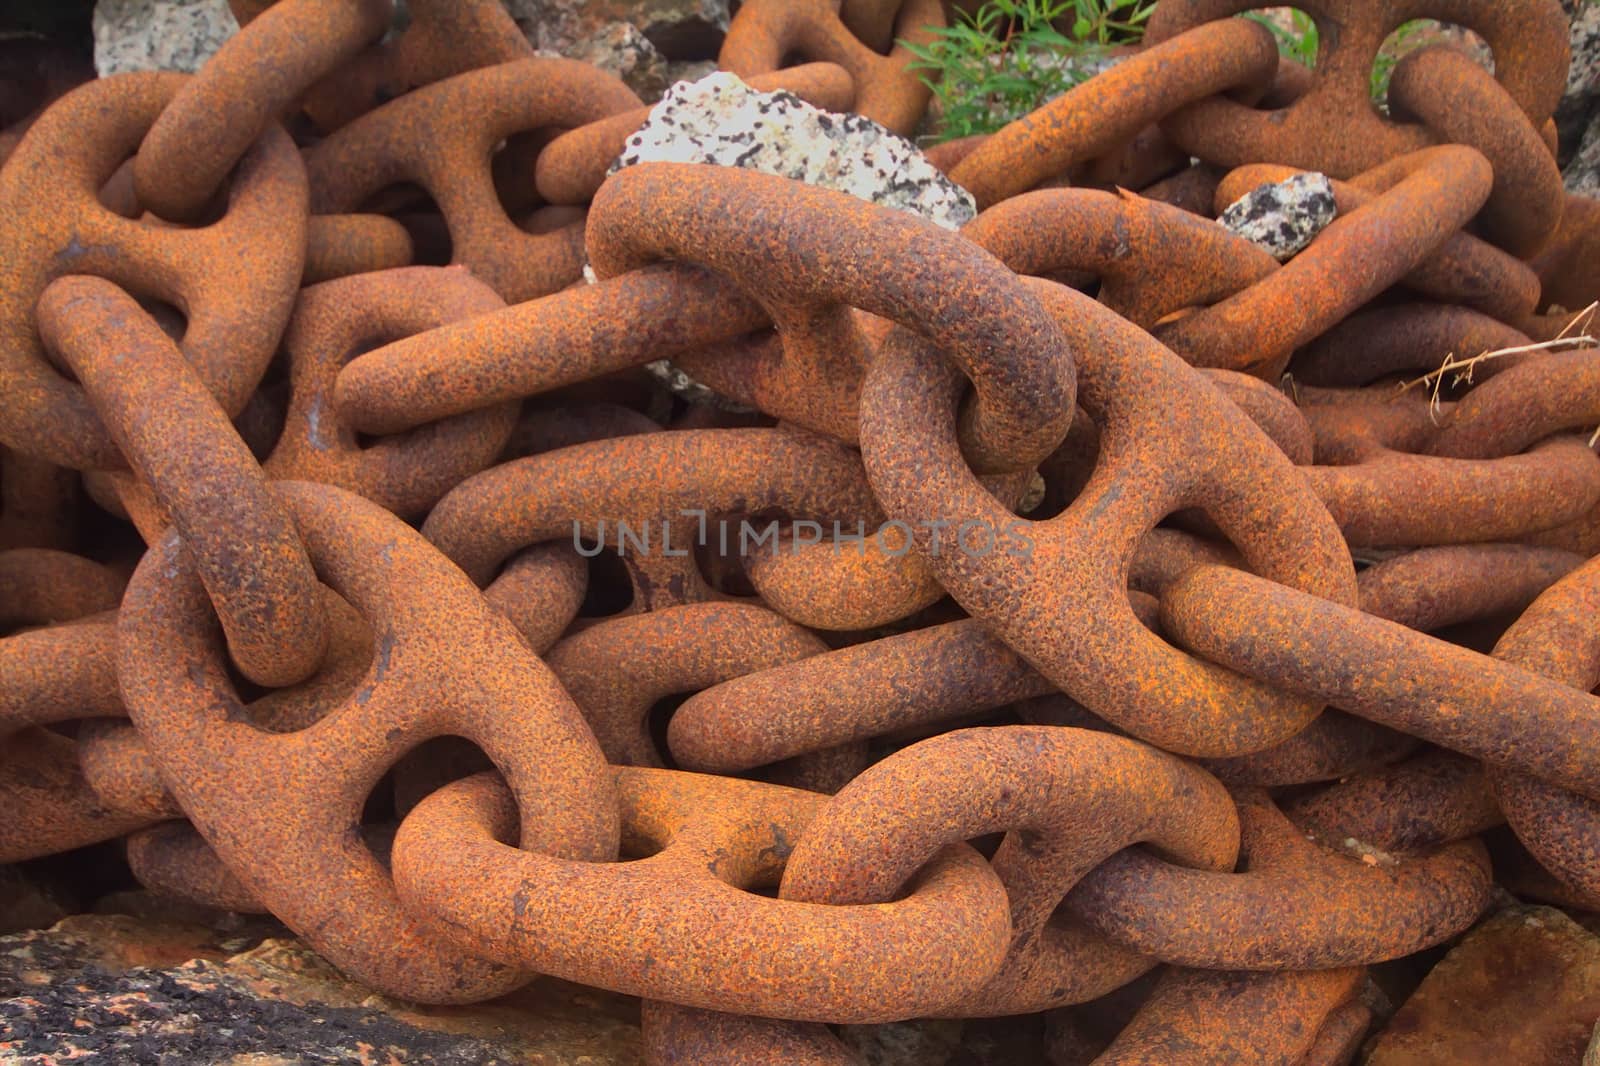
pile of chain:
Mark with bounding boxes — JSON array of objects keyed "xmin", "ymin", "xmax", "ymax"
[{"xmin": 2, "ymin": 0, "xmax": 1599, "ymax": 1060}]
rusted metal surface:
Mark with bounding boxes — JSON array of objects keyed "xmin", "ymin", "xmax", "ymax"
[
  {"xmin": 719, "ymin": 0, "xmax": 942, "ymax": 135},
  {"xmin": 3, "ymin": 1, "xmax": 1598, "ymax": 1058}
]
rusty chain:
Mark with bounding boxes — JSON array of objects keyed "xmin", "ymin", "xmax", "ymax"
[{"xmin": 2, "ymin": 0, "xmax": 1598, "ymax": 1060}]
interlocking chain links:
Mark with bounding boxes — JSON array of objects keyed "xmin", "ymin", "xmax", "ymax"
[
  {"xmin": 1292, "ymin": 304, "xmax": 1535, "ymax": 388},
  {"xmin": 946, "ymin": 18, "xmax": 1280, "ymax": 210},
  {"xmin": 302, "ymin": 213, "xmax": 414, "ymax": 284},
  {"xmin": 544, "ymin": 602, "xmax": 827, "ymax": 767},
  {"xmin": 125, "ymin": 821, "xmax": 266, "ymax": 914},
  {"xmin": 390, "ymin": 766, "xmax": 1011, "ymax": 1022},
  {"xmin": 860, "ymin": 276, "xmax": 1354, "ymax": 757},
  {"xmin": 1526, "ymin": 192, "xmax": 1600, "ymax": 336},
  {"xmin": 1210, "ymin": 160, "xmax": 1540, "ymax": 328},
  {"xmin": 536, "ymin": 63, "xmax": 858, "ymax": 207},
  {"xmin": 1299, "ymin": 387, "xmax": 1600, "ymax": 547},
  {"xmin": 1094, "ymin": 967, "xmax": 1368, "ymax": 1066},
  {"xmin": 263, "ymin": 266, "xmax": 516, "ymax": 518},
  {"xmin": 228, "ymin": 0, "xmax": 533, "ymax": 132},
  {"xmin": 1145, "ymin": 0, "xmax": 1569, "ymax": 178},
  {"xmin": 1161, "ymin": 565, "xmax": 1600, "ymax": 799},
  {"xmin": 0, "ymin": 551, "xmax": 141, "ymax": 862},
  {"xmin": 334, "ymin": 265, "xmax": 765, "ymax": 437},
  {"xmin": 1285, "ymin": 750, "xmax": 1502, "ymax": 855},
  {"xmin": 40, "ymin": 276, "xmax": 329, "ymax": 688},
  {"xmin": 1490, "ymin": 553, "xmax": 1600, "ymax": 902},
  {"xmin": 134, "ymin": 0, "xmax": 391, "ymax": 221},
  {"xmin": 780, "ymin": 727, "xmax": 1237, "ymax": 1016},
  {"xmin": 1356, "ymin": 543, "xmax": 1586, "ymax": 633},
  {"xmin": 668, "ymin": 618, "xmax": 1052, "ymax": 775},
  {"xmin": 1156, "ymin": 146, "xmax": 1499, "ymax": 377},
  {"xmin": 589, "ymin": 163, "xmax": 1075, "ymax": 472},
  {"xmin": 0, "ymin": 72, "xmax": 305, "ymax": 472},
  {"xmin": 1387, "ymin": 45, "xmax": 1565, "ymax": 258},
  {"xmin": 422, "ymin": 425, "xmax": 883, "ymax": 630},
  {"xmin": 1064, "ymin": 789, "xmax": 1491, "ymax": 968},
  {"xmin": 118, "ymin": 481, "xmax": 619, "ymax": 1003},
  {"xmin": 1428, "ymin": 348, "xmax": 1600, "ymax": 460},
  {"xmin": 718, "ymin": 0, "xmax": 943, "ymax": 136},
  {"xmin": 963, "ymin": 186, "xmax": 1279, "ymax": 331},
  {"xmin": 304, "ymin": 58, "xmax": 643, "ymax": 303}
]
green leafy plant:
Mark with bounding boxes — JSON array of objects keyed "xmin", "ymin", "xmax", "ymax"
[
  {"xmin": 901, "ymin": 0, "xmax": 1158, "ymax": 143},
  {"xmin": 1242, "ymin": 9, "xmax": 1317, "ymax": 69}
]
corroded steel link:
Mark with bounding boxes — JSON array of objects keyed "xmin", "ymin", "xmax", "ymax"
[
  {"xmin": 780, "ymin": 726, "xmax": 1237, "ymax": 1016},
  {"xmin": 1297, "ymin": 388, "xmax": 1600, "ymax": 547},
  {"xmin": 422, "ymin": 427, "xmax": 883, "ymax": 616},
  {"xmin": 1161, "ymin": 564, "xmax": 1600, "ymax": 799},
  {"xmin": 117, "ymin": 481, "xmax": 618, "ymax": 1003},
  {"xmin": 0, "ymin": 72, "xmax": 306, "ymax": 471},
  {"xmin": 535, "ymin": 63, "xmax": 857, "ymax": 206},
  {"xmin": 1136, "ymin": 160, "xmax": 1225, "ymax": 215},
  {"xmin": 229, "ymin": 0, "xmax": 532, "ymax": 132},
  {"xmin": 75, "ymin": 720, "xmax": 183, "ymax": 825},
  {"xmin": 0, "ymin": 727, "xmax": 167, "ymax": 864},
  {"xmin": 41, "ymin": 276, "xmax": 328, "ymax": 688},
  {"xmin": 1527, "ymin": 192, "xmax": 1600, "ymax": 319},
  {"xmin": 1356, "ymin": 544, "xmax": 1586, "ymax": 630},
  {"xmin": 1199, "ymin": 712, "xmax": 1418, "ymax": 788},
  {"xmin": 303, "ymin": 213, "xmax": 413, "ymax": 285},
  {"xmin": 0, "ymin": 560, "xmax": 140, "ymax": 863},
  {"xmin": 126, "ymin": 821, "xmax": 267, "ymax": 914},
  {"xmin": 1387, "ymin": 46, "xmax": 1564, "ymax": 258},
  {"xmin": 963, "ymin": 187, "xmax": 1278, "ymax": 331},
  {"xmin": 1428, "ymin": 349, "xmax": 1600, "ymax": 460},
  {"xmin": 1146, "ymin": 0, "xmax": 1570, "ymax": 178},
  {"xmin": 0, "ymin": 448, "xmax": 81, "ymax": 551},
  {"xmin": 305, "ymin": 58, "xmax": 642, "ymax": 302},
  {"xmin": 668, "ymin": 618, "xmax": 1053, "ymax": 774},
  {"xmin": 858, "ymin": 277, "xmax": 1355, "ymax": 757},
  {"xmin": 391, "ymin": 766, "xmax": 1012, "ymax": 1022},
  {"xmin": 0, "ymin": 548, "xmax": 123, "ymax": 629},
  {"xmin": 641, "ymin": 1004, "xmax": 851, "ymax": 1066},
  {"xmin": 1155, "ymin": 146, "xmax": 1496, "ymax": 377},
  {"xmin": 1065, "ymin": 789, "xmax": 1491, "ymax": 968},
  {"xmin": 589, "ymin": 164, "xmax": 1075, "ymax": 472},
  {"xmin": 264, "ymin": 267, "xmax": 516, "ymax": 517},
  {"xmin": 1204, "ymin": 370, "xmax": 1315, "ymax": 463},
  {"xmin": 718, "ymin": 0, "xmax": 942, "ymax": 136},
  {"xmin": 545, "ymin": 602, "xmax": 828, "ymax": 767},
  {"xmin": 947, "ymin": 19, "xmax": 1280, "ymax": 210},
  {"xmin": 1283, "ymin": 751, "xmax": 1501, "ymax": 854},
  {"xmin": 738, "ymin": 468, "xmax": 1029, "ymax": 631},
  {"xmin": 134, "ymin": 0, "xmax": 391, "ymax": 221},
  {"xmin": 0, "ymin": 615, "xmax": 121, "ymax": 735},
  {"xmin": 1490, "ymin": 552, "xmax": 1600, "ymax": 899},
  {"xmin": 334, "ymin": 266, "xmax": 764, "ymax": 436},
  {"xmin": 1095, "ymin": 967, "xmax": 1367, "ymax": 1066},
  {"xmin": 1290, "ymin": 304, "xmax": 1535, "ymax": 388},
  {"xmin": 1213, "ymin": 161, "xmax": 1540, "ymax": 326}
]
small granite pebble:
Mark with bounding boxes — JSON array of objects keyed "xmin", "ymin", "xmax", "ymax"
[
  {"xmin": 1218, "ymin": 171, "xmax": 1337, "ymax": 262},
  {"xmin": 92, "ymin": 0, "xmax": 237, "ymax": 76}
]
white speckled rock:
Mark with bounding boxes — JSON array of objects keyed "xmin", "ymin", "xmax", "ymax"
[
  {"xmin": 92, "ymin": 0, "xmax": 237, "ymax": 76},
  {"xmin": 610, "ymin": 71, "xmax": 977, "ymax": 230},
  {"xmin": 1219, "ymin": 172, "xmax": 1337, "ymax": 262}
]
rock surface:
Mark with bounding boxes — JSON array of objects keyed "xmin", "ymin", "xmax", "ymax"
[
  {"xmin": 91, "ymin": 0, "xmax": 236, "ymax": 76},
  {"xmin": 1365, "ymin": 904, "xmax": 1600, "ymax": 1065},
  {"xmin": 1218, "ymin": 172, "xmax": 1337, "ymax": 261},
  {"xmin": 0, "ymin": 904, "xmax": 644, "ymax": 1064}
]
